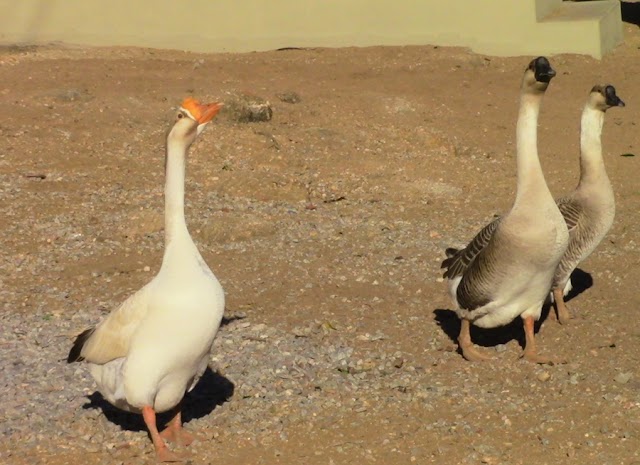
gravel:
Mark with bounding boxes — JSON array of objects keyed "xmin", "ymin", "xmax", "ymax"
[{"xmin": 0, "ymin": 303, "xmax": 421, "ymax": 442}]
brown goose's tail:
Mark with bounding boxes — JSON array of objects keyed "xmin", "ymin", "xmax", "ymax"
[{"xmin": 441, "ymin": 247, "xmax": 461, "ymax": 273}]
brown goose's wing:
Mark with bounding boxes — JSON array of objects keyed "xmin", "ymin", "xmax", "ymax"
[
  {"xmin": 556, "ymin": 197, "xmax": 581, "ymax": 234},
  {"xmin": 441, "ymin": 217, "xmax": 502, "ymax": 280},
  {"xmin": 454, "ymin": 239, "xmax": 502, "ymax": 311}
]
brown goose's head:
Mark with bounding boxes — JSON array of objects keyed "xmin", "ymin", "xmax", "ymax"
[
  {"xmin": 588, "ymin": 85, "xmax": 625, "ymax": 112},
  {"xmin": 522, "ymin": 56, "xmax": 556, "ymax": 94}
]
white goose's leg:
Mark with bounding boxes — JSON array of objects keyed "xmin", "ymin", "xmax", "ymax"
[
  {"xmin": 160, "ymin": 402, "xmax": 196, "ymax": 446},
  {"xmin": 142, "ymin": 406, "xmax": 182, "ymax": 462}
]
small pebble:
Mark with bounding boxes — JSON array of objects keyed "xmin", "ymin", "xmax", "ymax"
[
  {"xmin": 495, "ymin": 344, "xmax": 507, "ymax": 353},
  {"xmin": 537, "ymin": 372, "xmax": 551, "ymax": 382},
  {"xmin": 614, "ymin": 372, "xmax": 632, "ymax": 384}
]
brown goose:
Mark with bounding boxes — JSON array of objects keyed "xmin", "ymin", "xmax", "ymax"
[
  {"xmin": 550, "ymin": 85, "xmax": 625, "ymax": 324},
  {"xmin": 441, "ymin": 57, "xmax": 569, "ymax": 363}
]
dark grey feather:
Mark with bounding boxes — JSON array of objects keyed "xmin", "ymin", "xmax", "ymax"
[
  {"xmin": 455, "ymin": 252, "xmax": 495, "ymax": 311},
  {"xmin": 441, "ymin": 217, "xmax": 502, "ymax": 280},
  {"xmin": 67, "ymin": 327, "xmax": 95, "ymax": 363},
  {"xmin": 444, "ymin": 247, "xmax": 460, "ymax": 258}
]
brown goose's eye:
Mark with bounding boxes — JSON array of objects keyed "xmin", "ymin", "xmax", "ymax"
[{"xmin": 177, "ymin": 113, "xmax": 184, "ymax": 119}]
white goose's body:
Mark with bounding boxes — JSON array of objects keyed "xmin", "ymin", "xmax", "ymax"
[
  {"xmin": 550, "ymin": 85, "xmax": 624, "ymax": 323},
  {"xmin": 87, "ymin": 251, "xmax": 224, "ymax": 413},
  {"xmin": 441, "ymin": 57, "xmax": 568, "ymax": 363},
  {"xmin": 69, "ymin": 98, "xmax": 224, "ymax": 461}
]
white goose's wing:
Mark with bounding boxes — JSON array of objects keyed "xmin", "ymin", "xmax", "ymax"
[{"xmin": 68, "ymin": 284, "xmax": 151, "ymax": 365}]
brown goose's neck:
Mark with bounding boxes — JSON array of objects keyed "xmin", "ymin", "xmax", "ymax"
[
  {"xmin": 577, "ymin": 106, "xmax": 608, "ymax": 188},
  {"xmin": 513, "ymin": 90, "xmax": 553, "ymax": 210}
]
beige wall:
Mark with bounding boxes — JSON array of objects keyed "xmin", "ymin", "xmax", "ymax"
[{"xmin": 0, "ymin": 0, "xmax": 623, "ymax": 58}]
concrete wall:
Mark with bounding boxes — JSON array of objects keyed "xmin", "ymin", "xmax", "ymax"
[{"xmin": 0, "ymin": 0, "xmax": 623, "ymax": 58}]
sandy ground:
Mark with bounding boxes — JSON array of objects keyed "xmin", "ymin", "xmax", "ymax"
[{"xmin": 1, "ymin": 22, "xmax": 640, "ymax": 465}]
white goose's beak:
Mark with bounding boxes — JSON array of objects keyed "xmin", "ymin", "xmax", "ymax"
[
  {"xmin": 180, "ymin": 98, "xmax": 223, "ymax": 135},
  {"xmin": 197, "ymin": 102, "xmax": 223, "ymax": 124}
]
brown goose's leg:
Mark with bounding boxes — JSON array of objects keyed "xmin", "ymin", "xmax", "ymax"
[
  {"xmin": 522, "ymin": 316, "xmax": 554, "ymax": 364},
  {"xmin": 552, "ymin": 287, "xmax": 572, "ymax": 325},
  {"xmin": 458, "ymin": 319, "xmax": 492, "ymax": 362}
]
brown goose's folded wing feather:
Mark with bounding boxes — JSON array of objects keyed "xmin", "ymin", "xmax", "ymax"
[
  {"xmin": 441, "ymin": 217, "xmax": 502, "ymax": 280},
  {"xmin": 454, "ymin": 244, "xmax": 499, "ymax": 311},
  {"xmin": 556, "ymin": 197, "xmax": 581, "ymax": 233}
]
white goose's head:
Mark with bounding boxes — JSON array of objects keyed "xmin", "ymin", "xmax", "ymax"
[
  {"xmin": 168, "ymin": 97, "xmax": 223, "ymax": 147},
  {"xmin": 522, "ymin": 56, "xmax": 556, "ymax": 94},
  {"xmin": 589, "ymin": 85, "xmax": 625, "ymax": 112}
]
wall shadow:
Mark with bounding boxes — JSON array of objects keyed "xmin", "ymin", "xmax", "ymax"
[
  {"xmin": 622, "ymin": 1, "xmax": 640, "ymax": 27},
  {"xmin": 82, "ymin": 366, "xmax": 234, "ymax": 432}
]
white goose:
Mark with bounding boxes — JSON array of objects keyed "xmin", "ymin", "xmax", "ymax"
[
  {"xmin": 550, "ymin": 85, "xmax": 625, "ymax": 324},
  {"xmin": 68, "ymin": 98, "xmax": 225, "ymax": 462},
  {"xmin": 441, "ymin": 57, "xmax": 568, "ymax": 363}
]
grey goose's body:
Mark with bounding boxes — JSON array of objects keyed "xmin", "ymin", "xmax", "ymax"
[
  {"xmin": 551, "ymin": 85, "xmax": 625, "ymax": 324},
  {"xmin": 441, "ymin": 57, "xmax": 569, "ymax": 363}
]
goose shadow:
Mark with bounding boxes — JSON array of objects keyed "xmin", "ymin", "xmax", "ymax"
[
  {"xmin": 79, "ymin": 312, "xmax": 242, "ymax": 431},
  {"xmin": 221, "ymin": 312, "xmax": 246, "ymax": 326},
  {"xmin": 434, "ymin": 308, "xmax": 536, "ymax": 352},
  {"xmin": 540, "ymin": 267, "xmax": 593, "ymax": 321},
  {"xmin": 563, "ymin": 268, "xmax": 593, "ymax": 302},
  {"xmin": 434, "ymin": 268, "xmax": 594, "ymax": 352},
  {"xmin": 82, "ymin": 366, "xmax": 234, "ymax": 432}
]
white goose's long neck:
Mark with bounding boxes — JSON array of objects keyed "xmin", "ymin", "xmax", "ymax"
[
  {"xmin": 577, "ymin": 106, "xmax": 607, "ymax": 187},
  {"xmin": 163, "ymin": 138, "xmax": 191, "ymax": 249},
  {"xmin": 513, "ymin": 91, "xmax": 552, "ymax": 209}
]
